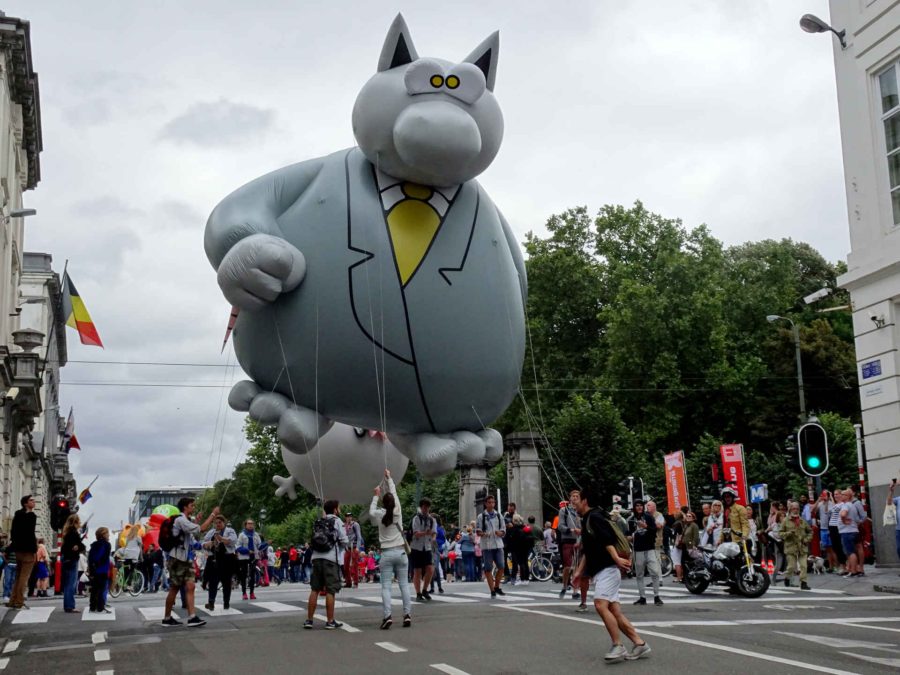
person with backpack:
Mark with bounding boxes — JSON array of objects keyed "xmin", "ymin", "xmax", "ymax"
[
  {"xmin": 476, "ymin": 495, "xmax": 506, "ymax": 598},
  {"xmin": 369, "ymin": 469, "xmax": 412, "ymax": 629},
  {"xmin": 304, "ymin": 499, "xmax": 348, "ymax": 630},
  {"xmin": 88, "ymin": 527, "xmax": 112, "ymax": 614},
  {"xmin": 570, "ymin": 487, "xmax": 650, "ymax": 664},
  {"xmin": 557, "ymin": 496, "xmax": 581, "ymax": 600},
  {"xmin": 160, "ymin": 498, "xmax": 219, "ymax": 628},
  {"xmin": 236, "ymin": 519, "xmax": 262, "ymax": 600},
  {"xmin": 202, "ymin": 514, "xmax": 238, "ymax": 611}
]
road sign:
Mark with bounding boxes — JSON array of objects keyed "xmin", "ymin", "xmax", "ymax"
[{"xmin": 750, "ymin": 483, "xmax": 768, "ymax": 503}]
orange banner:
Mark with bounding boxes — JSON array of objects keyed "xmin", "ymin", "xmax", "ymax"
[{"xmin": 664, "ymin": 451, "xmax": 690, "ymax": 515}]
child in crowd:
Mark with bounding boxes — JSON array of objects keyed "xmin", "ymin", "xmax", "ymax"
[{"xmin": 88, "ymin": 528, "xmax": 112, "ymax": 613}]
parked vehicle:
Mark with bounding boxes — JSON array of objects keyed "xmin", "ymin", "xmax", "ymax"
[{"xmin": 683, "ymin": 529, "xmax": 769, "ymax": 598}]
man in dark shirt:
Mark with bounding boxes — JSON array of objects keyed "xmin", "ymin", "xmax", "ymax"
[
  {"xmin": 7, "ymin": 495, "xmax": 37, "ymax": 609},
  {"xmin": 571, "ymin": 487, "xmax": 650, "ymax": 663},
  {"xmin": 626, "ymin": 499, "xmax": 663, "ymax": 606}
]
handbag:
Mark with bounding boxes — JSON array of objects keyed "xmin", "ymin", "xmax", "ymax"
[
  {"xmin": 394, "ymin": 523, "xmax": 412, "ymax": 555},
  {"xmin": 884, "ymin": 503, "xmax": 897, "ymax": 527}
]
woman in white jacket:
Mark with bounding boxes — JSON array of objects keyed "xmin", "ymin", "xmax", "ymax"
[{"xmin": 369, "ymin": 469, "xmax": 412, "ymax": 630}]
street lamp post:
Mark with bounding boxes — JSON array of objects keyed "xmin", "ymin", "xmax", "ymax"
[
  {"xmin": 767, "ymin": 315, "xmax": 807, "ymax": 424},
  {"xmin": 259, "ymin": 507, "xmax": 267, "ymax": 535}
]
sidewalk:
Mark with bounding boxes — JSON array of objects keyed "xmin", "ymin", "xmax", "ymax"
[{"xmin": 772, "ymin": 563, "xmax": 898, "ymax": 595}]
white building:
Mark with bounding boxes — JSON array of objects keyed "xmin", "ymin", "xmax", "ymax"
[
  {"xmin": 0, "ymin": 14, "xmax": 49, "ymax": 538},
  {"xmin": 831, "ymin": 0, "xmax": 900, "ymax": 564}
]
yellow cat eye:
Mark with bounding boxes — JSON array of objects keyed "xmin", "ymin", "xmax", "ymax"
[
  {"xmin": 430, "ymin": 74, "xmax": 444, "ymax": 88},
  {"xmin": 446, "ymin": 75, "xmax": 460, "ymax": 89}
]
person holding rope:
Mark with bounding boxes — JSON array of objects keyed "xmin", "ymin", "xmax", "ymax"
[
  {"xmin": 304, "ymin": 499, "xmax": 348, "ymax": 630},
  {"xmin": 369, "ymin": 469, "xmax": 412, "ymax": 629},
  {"xmin": 162, "ymin": 499, "xmax": 219, "ymax": 627},
  {"xmin": 236, "ymin": 519, "xmax": 262, "ymax": 601},
  {"xmin": 203, "ymin": 514, "xmax": 238, "ymax": 611}
]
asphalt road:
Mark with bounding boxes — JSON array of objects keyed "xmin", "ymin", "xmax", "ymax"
[{"xmin": 2, "ymin": 569, "xmax": 899, "ymax": 674}]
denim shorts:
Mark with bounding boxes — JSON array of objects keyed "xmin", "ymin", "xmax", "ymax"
[
  {"xmin": 840, "ymin": 532, "xmax": 859, "ymax": 557},
  {"xmin": 481, "ymin": 548, "xmax": 504, "ymax": 573}
]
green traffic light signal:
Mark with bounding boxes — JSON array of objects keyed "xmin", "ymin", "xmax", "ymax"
[{"xmin": 797, "ymin": 422, "xmax": 829, "ymax": 477}]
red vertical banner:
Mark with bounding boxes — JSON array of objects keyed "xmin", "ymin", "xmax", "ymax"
[
  {"xmin": 719, "ymin": 443, "xmax": 749, "ymax": 506},
  {"xmin": 664, "ymin": 451, "xmax": 690, "ymax": 515}
]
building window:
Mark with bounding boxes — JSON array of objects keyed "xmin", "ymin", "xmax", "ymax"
[{"xmin": 878, "ymin": 63, "xmax": 900, "ymax": 225}]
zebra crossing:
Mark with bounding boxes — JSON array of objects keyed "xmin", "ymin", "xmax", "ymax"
[{"xmin": 0, "ymin": 581, "xmax": 851, "ymax": 627}]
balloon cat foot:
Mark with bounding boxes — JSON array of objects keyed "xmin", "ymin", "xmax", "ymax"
[
  {"xmin": 272, "ymin": 474, "xmax": 298, "ymax": 500},
  {"xmin": 389, "ymin": 428, "xmax": 502, "ymax": 479},
  {"xmin": 229, "ymin": 380, "xmax": 334, "ymax": 453}
]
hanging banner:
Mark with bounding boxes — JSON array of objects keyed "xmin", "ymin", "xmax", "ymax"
[
  {"xmin": 664, "ymin": 451, "xmax": 690, "ymax": 515},
  {"xmin": 720, "ymin": 443, "xmax": 749, "ymax": 505}
]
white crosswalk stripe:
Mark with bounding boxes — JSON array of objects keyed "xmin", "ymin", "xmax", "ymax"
[
  {"xmin": 11, "ymin": 607, "xmax": 53, "ymax": 624},
  {"xmin": 83, "ymin": 609, "xmax": 116, "ymax": 621}
]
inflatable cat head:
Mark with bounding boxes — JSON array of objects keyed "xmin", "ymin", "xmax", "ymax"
[{"xmin": 352, "ymin": 14, "xmax": 503, "ymax": 187}]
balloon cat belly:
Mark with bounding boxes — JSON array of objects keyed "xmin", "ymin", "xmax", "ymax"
[{"xmin": 233, "ymin": 147, "xmax": 526, "ymax": 434}]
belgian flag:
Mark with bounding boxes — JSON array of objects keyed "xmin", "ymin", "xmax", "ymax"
[{"xmin": 62, "ymin": 272, "xmax": 103, "ymax": 348}]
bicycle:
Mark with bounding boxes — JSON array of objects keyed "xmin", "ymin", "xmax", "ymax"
[
  {"xmin": 528, "ymin": 548, "xmax": 561, "ymax": 583},
  {"xmin": 109, "ymin": 561, "xmax": 144, "ymax": 598}
]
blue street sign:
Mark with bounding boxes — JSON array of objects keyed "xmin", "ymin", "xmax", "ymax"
[
  {"xmin": 750, "ymin": 483, "xmax": 768, "ymax": 503},
  {"xmin": 861, "ymin": 359, "xmax": 882, "ymax": 380}
]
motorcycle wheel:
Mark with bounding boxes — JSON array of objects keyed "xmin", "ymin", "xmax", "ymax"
[
  {"xmin": 736, "ymin": 565, "xmax": 769, "ymax": 598},
  {"xmin": 683, "ymin": 573, "xmax": 709, "ymax": 595}
]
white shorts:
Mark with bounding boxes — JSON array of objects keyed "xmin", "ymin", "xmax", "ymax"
[
  {"xmin": 591, "ymin": 566, "xmax": 621, "ymax": 603},
  {"xmin": 671, "ymin": 547, "xmax": 683, "ymax": 566}
]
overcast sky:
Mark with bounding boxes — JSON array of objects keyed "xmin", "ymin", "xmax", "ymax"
[{"xmin": 4, "ymin": 0, "xmax": 847, "ymax": 531}]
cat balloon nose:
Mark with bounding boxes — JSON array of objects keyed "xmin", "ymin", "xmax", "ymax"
[{"xmin": 393, "ymin": 101, "xmax": 482, "ymax": 178}]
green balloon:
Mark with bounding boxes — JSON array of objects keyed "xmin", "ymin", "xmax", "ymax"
[{"xmin": 152, "ymin": 504, "xmax": 179, "ymax": 517}]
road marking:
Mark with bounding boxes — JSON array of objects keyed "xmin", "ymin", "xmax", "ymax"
[
  {"xmin": 198, "ymin": 606, "xmax": 244, "ymax": 616},
  {"xmin": 764, "ymin": 604, "xmax": 832, "ymax": 611},
  {"xmin": 253, "ymin": 601, "xmax": 302, "ymax": 613},
  {"xmin": 375, "ymin": 642, "xmax": 408, "ymax": 653},
  {"xmin": 92, "ymin": 632, "xmax": 107, "ymax": 645},
  {"xmin": 138, "ymin": 608, "xmax": 179, "ymax": 621},
  {"xmin": 11, "ymin": 607, "xmax": 53, "ymax": 624},
  {"xmin": 94, "ymin": 649, "xmax": 110, "ymax": 662},
  {"xmin": 1, "ymin": 641, "xmax": 19, "ymax": 654},
  {"xmin": 430, "ymin": 664, "xmax": 471, "ymax": 675},
  {"xmin": 777, "ymin": 631, "xmax": 898, "ymax": 653},
  {"xmin": 97, "ymin": 671, "xmax": 115, "ymax": 675},
  {"xmin": 503, "ymin": 606, "xmax": 858, "ymax": 675},
  {"xmin": 426, "ymin": 595, "xmax": 477, "ymax": 604},
  {"xmin": 312, "ymin": 614, "xmax": 360, "ymax": 633},
  {"xmin": 839, "ymin": 652, "xmax": 900, "ymax": 668},
  {"xmin": 83, "ymin": 609, "xmax": 116, "ymax": 621},
  {"xmin": 840, "ymin": 622, "xmax": 900, "ymax": 633},
  {"xmin": 455, "ymin": 592, "xmax": 534, "ymax": 602},
  {"xmin": 0, "ymin": 658, "xmax": 8, "ymax": 670},
  {"xmin": 510, "ymin": 594, "xmax": 897, "ymax": 607}
]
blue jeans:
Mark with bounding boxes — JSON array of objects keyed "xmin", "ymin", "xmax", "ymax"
[
  {"xmin": 895, "ymin": 529, "xmax": 900, "ymax": 561},
  {"xmin": 62, "ymin": 560, "xmax": 78, "ymax": 610},
  {"xmin": 3, "ymin": 564, "xmax": 16, "ymax": 598},
  {"xmin": 462, "ymin": 552, "xmax": 476, "ymax": 581},
  {"xmin": 151, "ymin": 564, "xmax": 162, "ymax": 590},
  {"xmin": 379, "ymin": 547, "xmax": 412, "ymax": 619}
]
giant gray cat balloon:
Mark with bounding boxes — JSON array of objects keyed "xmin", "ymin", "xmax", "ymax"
[{"xmin": 205, "ymin": 14, "xmax": 526, "ymax": 480}]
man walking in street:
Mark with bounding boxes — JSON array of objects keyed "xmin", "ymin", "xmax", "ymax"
[
  {"xmin": 162, "ymin": 498, "xmax": 218, "ymax": 627},
  {"xmin": 627, "ymin": 499, "xmax": 663, "ymax": 606},
  {"xmin": 304, "ymin": 500, "xmax": 348, "ymax": 630},
  {"xmin": 476, "ymin": 495, "xmax": 506, "ymax": 598},
  {"xmin": 557, "ymin": 496, "xmax": 581, "ymax": 599},
  {"xmin": 411, "ymin": 499, "xmax": 435, "ymax": 602},
  {"xmin": 6, "ymin": 496, "xmax": 37, "ymax": 610},
  {"xmin": 571, "ymin": 487, "xmax": 650, "ymax": 663}
]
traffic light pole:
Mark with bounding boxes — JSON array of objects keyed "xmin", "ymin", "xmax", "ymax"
[
  {"xmin": 791, "ymin": 322, "xmax": 807, "ymax": 425},
  {"xmin": 854, "ymin": 423, "xmax": 868, "ymax": 514},
  {"xmin": 53, "ymin": 529, "xmax": 62, "ymax": 594}
]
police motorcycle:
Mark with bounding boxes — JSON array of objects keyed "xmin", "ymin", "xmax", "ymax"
[{"xmin": 683, "ymin": 527, "xmax": 770, "ymax": 598}]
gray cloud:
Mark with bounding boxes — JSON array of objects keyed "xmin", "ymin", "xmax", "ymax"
[{"xmin": 159, "ymin": 99, "xmax": 276, "ymax": 147}]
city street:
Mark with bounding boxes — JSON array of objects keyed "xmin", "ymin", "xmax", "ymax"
[{"xmin": 1, "ymin": 570, "xmax": 898, "ymax": 674}]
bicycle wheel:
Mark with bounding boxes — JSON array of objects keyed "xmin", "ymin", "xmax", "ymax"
[
  {"xmin": 108, "ymin": 573, "xmax": 123, "ymax": 598},
  {"xmin": 128, "ymin": 570, "xmax": 145, "ymax": 597},
  {"xmin": 659, "ymin": 552, "xmax": 673, "ymax": 577},
  {"xmin": 529, "ymin": 555, "xmax": 553, "ymax": 582}
]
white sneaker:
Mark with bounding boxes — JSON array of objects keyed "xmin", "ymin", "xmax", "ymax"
[
  {"xmin": 604, "ymin": 644, "xmax": 628, "ymax": 662},
  {"xmin": 513, "ymin": 580, "xmax": 521, "ymax": 586},
  {"xmin": 625, "ymin": 643, "xmax": 651, "ymax": 661},
  {"xmin": 522, "ymin": 580, "xmax": 530, "ymax": 585}
]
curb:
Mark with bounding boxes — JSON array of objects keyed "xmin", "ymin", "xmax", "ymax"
[{"xmin": 873, "ymin": 584, "xmax": 900, "ymax": 594}]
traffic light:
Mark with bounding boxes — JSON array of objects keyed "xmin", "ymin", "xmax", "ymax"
[
  {"xmin": 797, "ymin": 422, "xmax": 829, "ymax": 477},
  {"xmin": 50, "ymin": 496, "xmax": 71, "ymax": 531}
]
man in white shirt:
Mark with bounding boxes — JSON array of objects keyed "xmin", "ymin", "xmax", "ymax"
[
  {"xmin": 162, "ymin": 498, "xmax": 219, "ymax": 628},
  {"xmin": 305, "ymin": 500, "xmax": 349, "ymax": 630},
  {"xmin": 476, "ymin": 495, "xmax": 506, "ymax": 599}
]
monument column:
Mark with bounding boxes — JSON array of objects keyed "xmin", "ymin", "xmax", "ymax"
[
  {"xmin": 505, "ymin": 432, "xmax": 544, "ymax": 524},
  {"xmin": 458, "ymin": 465, "xmax": 490, "ymax": 528}
]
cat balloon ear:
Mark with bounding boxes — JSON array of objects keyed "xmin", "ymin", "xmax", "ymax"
[
  {"xmin": 464, "ymin": 31, "xmax": 499, "ymax": 91},
  {"xmin": 378, "ymin": 13, "xmax": 420, "ymax": 72}
]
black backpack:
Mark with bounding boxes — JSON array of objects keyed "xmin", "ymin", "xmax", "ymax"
[
  {"xmin": 310, "ymin": 516, "xmax": 338, "ymax": 553},
  {"xmin": 158, "ymin": 515, "xmax": 183, "ymax": 553}
]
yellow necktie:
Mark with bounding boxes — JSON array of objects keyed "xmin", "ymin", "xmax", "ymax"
[{"xmin": 386, "ymin": 182, "xmax": 441, "ymax": 285}]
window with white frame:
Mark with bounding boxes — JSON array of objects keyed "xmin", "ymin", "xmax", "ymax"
[{"xmin": 878, "ymin": 63, "xmax": 900, "ymax": 225}]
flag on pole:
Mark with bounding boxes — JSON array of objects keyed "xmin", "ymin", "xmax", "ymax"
[
  {"xmin": 222, "ymin": 306, "xmax": 239, "ymax": 352},
  {"xmin": 63, "ymin": 407, "xmax": 81, "ymax": 453},
  {"xmin": 78, "ymin": 487, "xmax": 92, "ymax": 504},
  {"xmin": 61, "ymin": 271, "xmax": 103, "ymax": 347}
]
